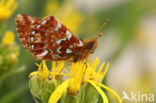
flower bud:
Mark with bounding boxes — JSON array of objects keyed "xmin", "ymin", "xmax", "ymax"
[
  {"xmin": 81, "ymin": 83, "xmax": 99, "ymax": 103},
  {"xmin": 41, "ymin": 78, "xmax": 57, "ymax": 102},
  {"xmin": 29, "ymin": 73, "xmax": 64, "ymax": 102},
  {"xmin": 29, "ymin": 74, "xmax": 42, "ymax": 99}
]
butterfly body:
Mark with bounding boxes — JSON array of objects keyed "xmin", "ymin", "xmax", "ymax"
[{"xmin": 16, "ymin": 14, "xmax": 97, "ymax": 62}]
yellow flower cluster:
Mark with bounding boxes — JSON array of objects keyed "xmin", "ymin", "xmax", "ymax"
[
  {"xmin": 0, "ymin": 0, "xmax": 18, "ymax": 80},
  {"xmin": 29, "ymin": 59, "xmax": 122, "ymax": 103},
  {"xmin": 1, "ymin": 30, "xmax": 19, "ymax": 61},
  {"xmin": 0, "ymin": 0, "xmax": 18, "ymax": 21},
  {"xmin": 0, "ymin": 30, "xmax": 19, "ymax": 80}
]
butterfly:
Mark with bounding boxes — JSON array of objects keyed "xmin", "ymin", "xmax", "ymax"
[{"xmin": 16, "ymin": 14, "xmax": 102, "ymax": 62}]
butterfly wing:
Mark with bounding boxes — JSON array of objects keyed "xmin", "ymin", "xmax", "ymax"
[
  {"xmin": 16, "ymin": 14, "xmax": 41, "ymax": 51},
  {"xmin": 16, "ymin": 14, "xmax": 85, "ymax": 61}
]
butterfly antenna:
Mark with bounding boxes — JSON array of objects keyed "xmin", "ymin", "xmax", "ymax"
[{"xmin": 96, "ymin": 19, "xmax": 109, "ymax": 38}]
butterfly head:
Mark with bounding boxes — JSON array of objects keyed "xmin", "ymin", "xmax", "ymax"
[
  {"xmin": 83, "ymin": 38, "xmax": 97, "ymax": 53},
  {"xmin": 72, "ymin": 38, "xmax": 97, "ymax": 62}
]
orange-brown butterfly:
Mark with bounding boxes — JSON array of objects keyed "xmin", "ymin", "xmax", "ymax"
[{"xmin": 16, "ymin": 14, "xmax": 108, "ymax": 62}]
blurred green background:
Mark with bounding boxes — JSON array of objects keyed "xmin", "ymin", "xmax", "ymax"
[{"xmin": 0, "ymin": 0, "xmax": 156, "ymax": 103}]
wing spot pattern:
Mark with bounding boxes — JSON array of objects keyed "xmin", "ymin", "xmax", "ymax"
[
  {"xmin": 54, "ymin": 20, "xmax": 62, "ymax": 31},
  {"xmin": 30, "ymin": 37, "xmax": 34, "ymax": 41},
  {"xmin": 42, "ymin": 20, "xmax": 47, "ymax": 24},
  {"xmin": 66, "ymin": 49, "xmax": 72, "ymax": 53},
  {"xmin": 31, "ymin": 30, "xmax": 36, "ymax": 34},
  {"xmin": 69, "ymin": 45, "xmax": 73, "ymax": 48},
  {"xmin": 37, "ymin": 50, "xmax": 48, "ymax": 57},
  {"xmin": 66, "ymin": 30, "xmax": 72, "ymax": 40},
  {"xmin": 56, "ymin": 38, "xmax": 66, "ymax": 45},
  {"xmin": 56, "ymin": 19, "xmax": 62, "ymax": 28},
  {"xmin": 36, "ymin": 24, "xmax": 41, "ymax": 28},
  {"xmin": 31, "ymin": 45, "xmax": 35, "ymax": 49},
  {"xmin": 56, "ymin": 47, "xmax": 62, "ymax": 54},
  {"xmin": 77, "ymin": 39, "xmax": 84, "ymax": 47}
]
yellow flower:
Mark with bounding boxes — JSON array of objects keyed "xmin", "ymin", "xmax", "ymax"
[
  {"xmin": 29, "ymin": 60, "xmax": 66, "ymax": 103},
  {"xmin": 37, "ymin": 60, "xmax": 49, "ymax": 82},
  {"xmin": 85, "ymin": 58, "xmax": 110, "ymax": 82},
  {"xmin": 29, "ymin": 61, "xmax": 49, "ymax": 82},
  {"xmin": 29, "ymin": 60, "xmax": 65, "ymax": 82},
  {"xmin": 48, "ymin": 58, "xmax": 122, "ymax": 103},
  {"xmin": 48, "ymin": 80, "xmax": 69, "ymax": 103},
  {"xmin": 45, "ymin": 1, "xmax": 84, "ymax": 34},
  {"xmin": 68, "ymin": 61, "xmax": 86, "ymax": 94},
  {"xmin": 50, "ymin": 61, "xmax": 65, "ymax": 80},
  {"xmin": 29, "ymin": 59, "xmax": 122, "ymax": 103},
  {"xmin": 2, "ymin": 31, "xmax": 15, "ymax": 46},
  {"xmin": 0, "ymin": 0, "xmax": 18, "ymax": 21}
]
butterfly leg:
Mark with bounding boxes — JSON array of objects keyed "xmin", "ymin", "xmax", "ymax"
[
  {"xmin": 59, "ymin": 61, "xmax": 68, "ymax": 73},
  {"xmin": 82, "ymin": 62, "xmax": 87, "ymax": 83}
]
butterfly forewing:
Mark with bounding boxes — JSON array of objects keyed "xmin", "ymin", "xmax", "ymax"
[
  {"xmin": 16, "ymin": 14, "xmax": 41, "ymax": 50},
  {"xmin": 16, "ymin": 14, "xmax": 85, "ymax": 61}
]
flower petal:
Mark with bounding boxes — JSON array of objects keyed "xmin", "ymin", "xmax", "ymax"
[
  {"xmin": 102, "ymin": 63, "xmax": 110, "ymax": 79},
  {"xmin": 6, "ymin": 0, "xmax": 14, "ymax": 8},
  {"xmin": 93, "ymin": 81, "xmax": 122, "ymax": 103},
  {"xmin": 0, "ymin": 0, "xmax": 5, "ymax": 6},
  {"xmin": 29, "ymin": 71, "xmax": 38, "ymax": 78},
  {"xmin": 86, "ymin": 79, "xmax": 108, "ymax": 103},
  {"xmin": 48, "ymin": 80, "xmax": 69, "ymax": 103}
]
